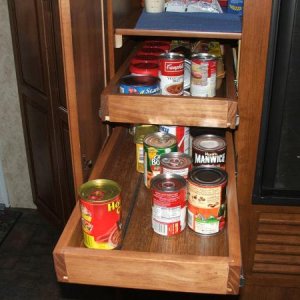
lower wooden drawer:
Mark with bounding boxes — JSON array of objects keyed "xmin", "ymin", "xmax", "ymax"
[{"xmin": 53, "ymin": 126, "xmax": 241, "ymax": 294}]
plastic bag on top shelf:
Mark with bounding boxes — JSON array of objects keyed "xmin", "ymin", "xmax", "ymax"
[{"xmin": 165, "ymin": 0, "xmax": 223, "ymax": 13}]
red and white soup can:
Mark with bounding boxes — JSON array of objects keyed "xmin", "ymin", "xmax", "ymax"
[
  {"xmin": 190, "ymin": 53, "xmax": 217, "ymax": 97},
  {"xmin": 159, "ymin": 52, "xmax": 185, "ymax": 96},
  {"xmin": 151, "ymin": 174, "xmax": 187, "ymax": 236}
]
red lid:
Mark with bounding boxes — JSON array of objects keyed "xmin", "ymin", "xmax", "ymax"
[
  {"xmin": 129, "ymin": 63, "xmax": 159, "ymax": 77},
  {"xmin": 137, "ymin": 47, "xmax": 165, "ymax": 57},
  {"xmin": 143, "ymin": 41, "xmax": 171, "ymax": 51},
  {"xmin": 130, "ymin": 55, "xmax": 159, "ymax": 65}
]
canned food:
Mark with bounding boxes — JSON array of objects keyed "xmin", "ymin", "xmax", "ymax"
[
  {"xmin": 143, "ymin": 40, "xmax": 171, "ymax": 52},
  {"xmin": 187, "ymin": 167, "xmax": 227, "ymax": 235},
  {"xmin": 79, "ymin": 179, "xmax": 122, "ymax": 249},
  {"xmin": 134, "ymin": 124, "xmax": 159, "ymax": 173},
  {"xmin": 119, "ymin": 75, "xmax": 160, "ymax": 94},
  {"xmin": 190, "ymin": 53, "xmax": 217, "ymax": 97},
  {"xmin": 159, "ymin": 125, "xmax": 190, "ymax": 154},
  {"xmin": 130, "ymin": 54, "xmax": 159, "ymax": 65},
  {"xmin": 160, "ymin": 152, "xmax": 192, "ymax": 179},
  {"xmin": 129, "ymin": 62, "xmax": 159, "ymax": 77},
  {"xmin": 151, "ymin": 174, "xmax": 187, "ymax": 236},
  {"xmin": 159, "ymin": 52, "xmax": 185, "ymax": 96},
  {"xmin": 137, "ymin": 47, "xmax": 165, "ymax": 57},
  {"xmin": 144, "ymin": 132, "xmax": 177, "ymax": 188},
  {"xmin": 192, "ymin": 134, "xmax": 226, "ymax": 168}
]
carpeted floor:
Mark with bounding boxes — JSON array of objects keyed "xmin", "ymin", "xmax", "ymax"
[{"xmin": 0, "ymin": 208, "xmax": 21, "ymax": 245}]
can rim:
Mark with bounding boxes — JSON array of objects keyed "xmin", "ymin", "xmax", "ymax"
[
  {"xmin": 79, "ymin": 179, "xmax": 121, "ymax": 203},
  {"xmin": 150, "ymin": 174, "xmax": 186, "ymax": 192},
  {"xmin": 192, "ymin": 134, "xmax": 226, "ymax": 151},
  {"xmin": 144, "ymin": 132, "xmax": 177, "ymax": 148},
  {"xmin": 160, "ymin": 152, "xmax": 192, "ymax": 169},
  {"xmin": 188, "ymin": 166, "xmax": 227, "ymax": 186},
  {"xmin": 159, "ymin": 52, "xmax": 185, "ymax": 60},
  {"xmin": 191, "ymin": 53, "xmax": 217, "ymax": 61}
]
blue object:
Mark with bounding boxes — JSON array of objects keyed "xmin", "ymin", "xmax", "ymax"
[
  {"xmin": 228, "ymin": 0, "xmax": 244, "ymax": 16},
  {"xmin": 135, "ymin": 10, "xmax": 242, "ymax": 33}
]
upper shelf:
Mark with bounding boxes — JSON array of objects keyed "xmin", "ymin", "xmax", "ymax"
[{"xmin": 115, "ymin": 9, "xmax": 242, "ymax": 40}]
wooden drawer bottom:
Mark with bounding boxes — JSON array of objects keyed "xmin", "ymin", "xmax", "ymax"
[{"xmin": 53, "ymin": 126, "xmax": 241, "ymax": 294}]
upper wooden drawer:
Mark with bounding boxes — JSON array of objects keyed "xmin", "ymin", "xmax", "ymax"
[
  {"xmin": 101, "ymin": 45, "xmax": 238, "ymax": 129},
  {"xmin": 53, "ymin": 127, "xmax": 241, "ymax": 295}
]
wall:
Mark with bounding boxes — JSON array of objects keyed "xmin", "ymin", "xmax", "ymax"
[{"xmin": 0, "ymin": 0, "xmax": 34, "ymax": 208}]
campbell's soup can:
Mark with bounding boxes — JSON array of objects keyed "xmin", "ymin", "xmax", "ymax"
[
  {"xmin": 79, "ymin": 179, "xmax": 122, "ymax": 249},
  {"xmin": 151, "ymin": 174, "xmax": 187, "ymax": 236},
  {"xmin": 160, "ymin": 152, "xmax": 192, "ymax": 179},
  {"xmin": 159, "ymin": 125, "xmax": 190, "ymax": 154},
  {"xmin": 187, "ymin": 167, "xmax": 227, "ymax": 235},
  {"xmin": 159, "ymin": 52, "xmax": 185, "ymax": 96},
  {"xmin": 190, "ymin": 53, "xmax": 217, "ymax": 97},
  {"xmin": 119, "ymin": 75, "xmax": 160, "ymax": 95},
  {"xmin": 192, "ymin": 134, "xmax": 226, "ymax": 169},
  {"xmin": 144, "ymin": 132, "xmax": 177, "ymax": 188}
]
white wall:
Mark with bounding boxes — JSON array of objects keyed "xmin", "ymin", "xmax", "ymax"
[{"xmin": 0, "ymin": 0, "xmax": 34, "ymax": 208}]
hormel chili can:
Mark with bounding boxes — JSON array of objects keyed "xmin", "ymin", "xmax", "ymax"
[
  {"xmin": 144, "ymin": 132, "xmax": 177, "ymax": 188},
  {"xmin": 192, "ymin": 134, "xmax": 226, "ymax": 168},
  {"xmin": 151, "ymin": 174, "xmax": 187, "ymax": 236},
  {"xmin": 190, "ymin": 53, "xmax": 217, "ymax": 97},
  {"xmin": 187, "ymin": 167, "xmax": 227, "ymax": 235},
  {"xmin": 160, "ymin": 152, "xmax": 192, "ymax": 179},
  {"xmin": 159, "ymin": 52, "xmax": 185, "ymax": 96},
  {"xmin": 79, "ymin": 179, "xmax": 122, "ymax": 250},
  {"xmin": 159, "ymin": 125, "xmax": 190, "ymax": 154}
]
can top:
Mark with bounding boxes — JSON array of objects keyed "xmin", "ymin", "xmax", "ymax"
[
  {"xmin": 129, "ymin": 63, "xmax": 159, "ymax": 77},
  {"xmin": 134, "ymin": 124, "xmax": 158, "ymax": 143},
  {"xmin": 189, "ymin": 167, "xmax": 227, "ymax": 186},
  {"xmin": 144, "ymin": 132, "xmax": 177, "ymax": 148},
  {"xmin": 159, "ymin": 52, "xmax": 185, "ymax": 60},
  {"xmin": 191, "ymin": 53, "xmax": 217, "ymax": 61},
  {"xmin": 151, "ymin": 174, "xmax": 186, "ymax": 192},
  {"xmin": 79, "ymin": 179, "xmax": 121, "ymax": 203},
  {"xmin": 160, "ymin": 152, "xmax": 192, "ymax": 169},
  {"xmin": 192, "ymin": 134, "xmax": 226, "ymax": 152},
  {"xmin": 119, "ymin": 75, "xmax": 160, "ymax": 87}
]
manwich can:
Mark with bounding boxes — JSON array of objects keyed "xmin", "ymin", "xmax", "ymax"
[
  {"xmin": 159, "ymin": 52, "xmax": 185, "ymax": 96},
  {"xmin": 151, "ymin": 174, "xmax": 187, "ymax": 236},
  {"xmin": 144, "ymin": 132, "xmax": 177, "ymax": 188},
  {"xmin": 187, "ymin": 167, "xmax": 227, "ymax": 235},
  {"xmin": 79, "ymin": 179, "xmax": 122, "ymax": 249},
  {"xmin": 190, "ymin": 53, "xmax": 217, "ymax": 97},
  {"xmin": 192, "ymin": 134, "xmax": 226, "ymax": 169}
]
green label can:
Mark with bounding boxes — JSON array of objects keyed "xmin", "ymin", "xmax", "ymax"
[{"xmin": 144, "ymin": 132, "xmax": 177, "ymax": 188}]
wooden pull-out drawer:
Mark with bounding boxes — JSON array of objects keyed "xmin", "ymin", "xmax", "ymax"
[
  {"xmin": 101, "ymin": 45, "xmax": 238, "ymax": 129},
  {"xmin": 53, "ymin": 127, "xmax": 241, "ymax": 295}
]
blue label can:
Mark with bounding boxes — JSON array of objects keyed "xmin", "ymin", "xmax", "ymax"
[
  {"xmin": 119, "ymin": 75, "xmax": 160, "ymax": 95},
  {"xmin": 228, "ymin": 0, "xmax": 244, "ymax": 16}
]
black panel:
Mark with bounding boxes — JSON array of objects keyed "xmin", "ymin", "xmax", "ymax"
[{"xmin": 253, "ymin": 0, "xmax": 300, "ymax": 205}]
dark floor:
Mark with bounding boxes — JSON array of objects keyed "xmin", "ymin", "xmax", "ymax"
[{"xmin": 0, "ymin": 208, "xmax": 238, "ymax": 300}]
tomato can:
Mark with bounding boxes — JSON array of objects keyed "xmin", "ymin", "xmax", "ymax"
[
  {"xmin": 144, "ymin": 132, "xmax": 177, "ymax": 188},
  {"xmin": 159, "ymin": 52, "xmax": 185, "ymax": 96},
  {"xmin": 160, "ymin": 152, "xmax": 192, "ymax": 179},
  {"xmin": 151, "ymin": 174, "xmax": 187, "ymax": 236},
  {"xmin": 190, "ymin": 53, "xmax": 217, "ymax": 97},
  {"xmin": 192, "ymin": 134, "xmax": 226, "ymax": 168},
  {"xmin": 137, "ymin": 47, "xmax": 165, "ymax": 57},
  {"xmin": 129, "ymin": 62, "xmax": 159, "ymax": 77},
  {"xmin": 143, "ymin": 40, "xmax": 171, "ymax": 52},
  {"xmin": 119, "ymin": 75, "xmax": 160, "ymax": 94},
  {"xmin": 187, "ymin": 167, "xmax": 227, "ymax": 235},
  {"xmin": 159, "ymin": 125, "xmax": 190, "ymax": 154},
  {"xmin": 134, "ymin": 124, "xmax": 159, "ymax": 173},
  {"xmin": 130, "ymin": 54, "xmax": 159, "ymax": 65},
  {"xmin": 79, "ymin": 179, "xmax": 122, "ymax": 249}
]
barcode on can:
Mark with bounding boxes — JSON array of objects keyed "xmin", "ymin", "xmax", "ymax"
[{"xmin": 152, "ymin": 219, "xmax": 181, "ymax": 236}]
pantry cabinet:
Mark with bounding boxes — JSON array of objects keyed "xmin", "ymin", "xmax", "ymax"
[{"xmin": 53, "ymin": 0, "xmax": 275, "ymax": 296}]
